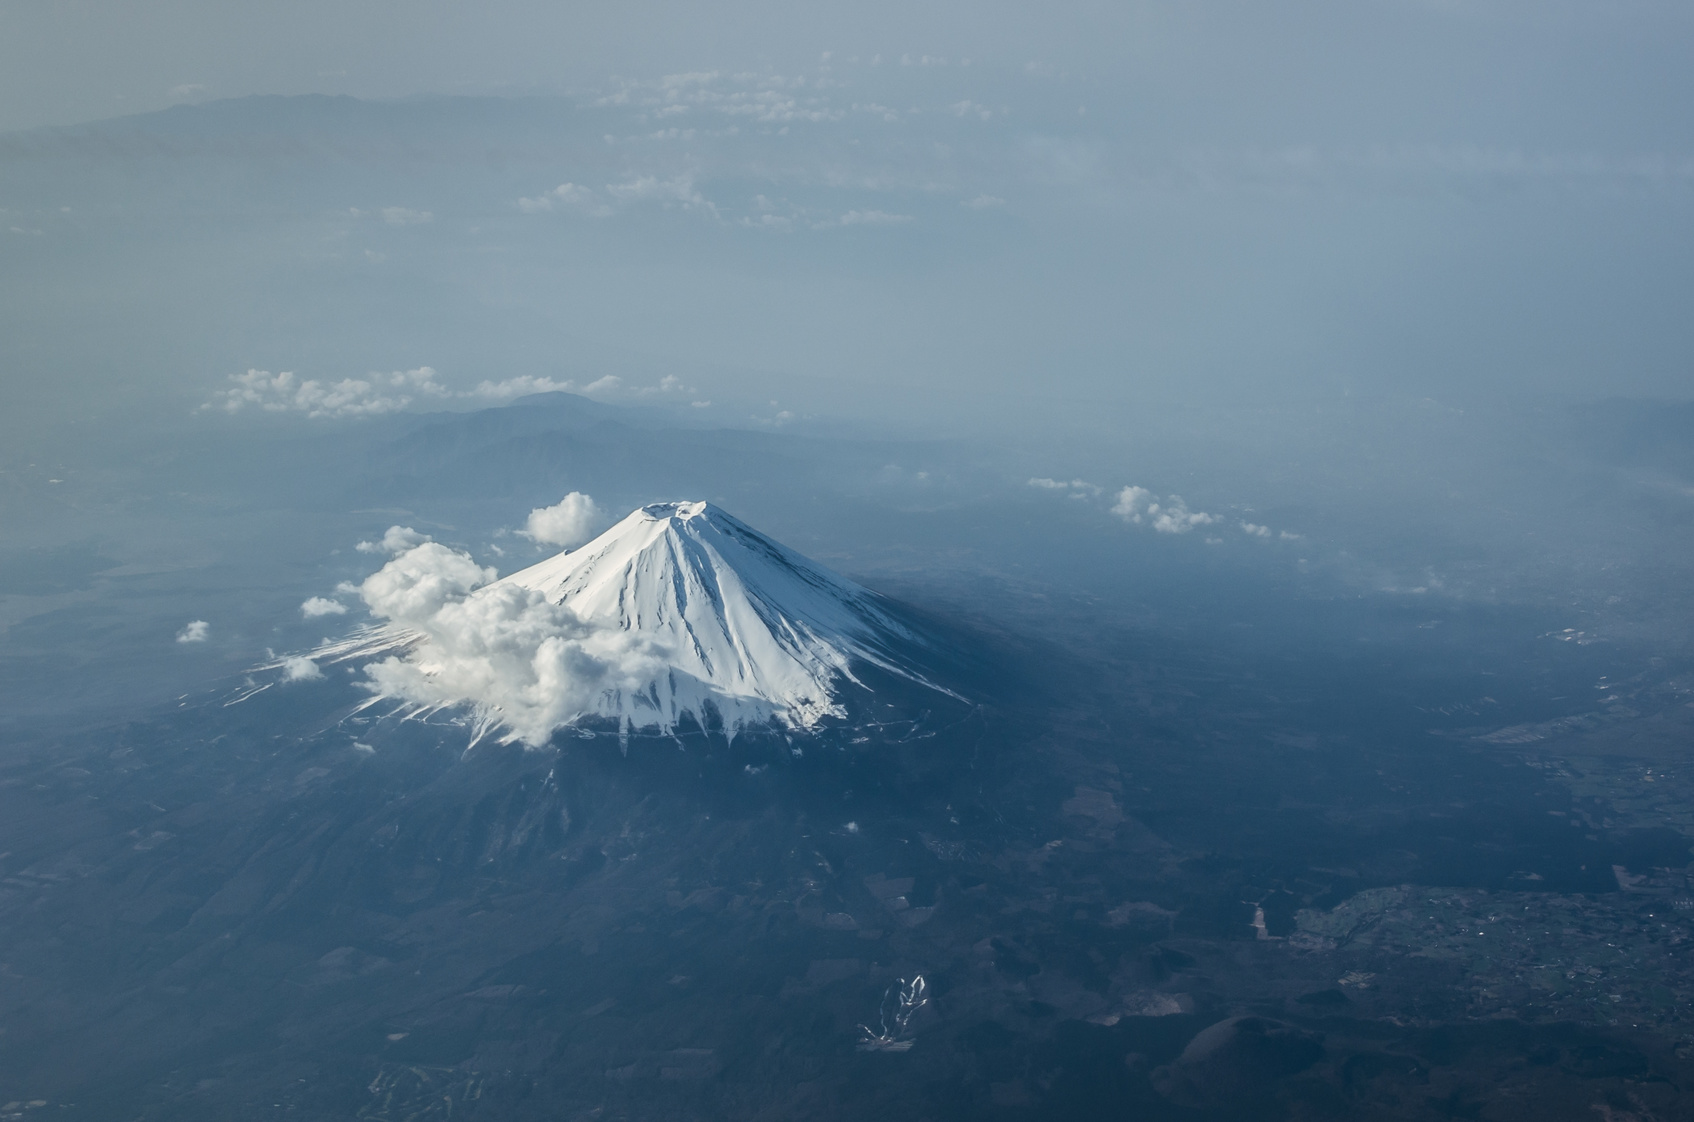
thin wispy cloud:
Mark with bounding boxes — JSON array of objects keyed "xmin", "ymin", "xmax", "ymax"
[
  {"xmin": 516, "ymin": 182, "xmax": 604, "ymax": 215},
  {"xmin": 203, "ymin": 369, "xmax": 695, "ymax": 418},
  {"xmin": 379, "ymin": 206, "xmax": 433, "ymax": 225},
  {"xmin": 818, "ymin": 209, "xmax": 914, "ymax": 229},
  {"xmin": 1028, "ymin": 477, "xmax": 1102, "ymax": 498}
]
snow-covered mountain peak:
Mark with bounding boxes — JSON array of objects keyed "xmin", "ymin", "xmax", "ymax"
[
  {"xmin": 313, "ymin": 501, "xmax": 949, "ymax": 745},
  {"xmin": 496, "ymin": 499, "xmax": 930, "ymax": 734}
]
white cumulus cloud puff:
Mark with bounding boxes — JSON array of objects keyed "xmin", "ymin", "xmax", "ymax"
[
  {"xmin": 1110, "ymin": 486, "xmax": 1218, "ymax": 534},
  {"xmin": 280, "ymin": 656, "xmax": 323, "ymax": 681},
  {"xmin": 357, "ymin": 525, "xmax": 432, "ymax": 555},
  {"xmin": 354, "ymin": 540, "xmax": 667, "ymax": 747},
  {"xmin": 521, "ymin": 492, "xmax": 602, "ymax": 548},
  {"xmin": 176, "ymin": 620, "xmax": 209, "ymax": 643},
  {"xmin": 301, "ymin": 596, "xmax": 348, "ymax": 617}
]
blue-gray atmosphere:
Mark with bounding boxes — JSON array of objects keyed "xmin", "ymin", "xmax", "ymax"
[{"xmin": 2, "ymin": 3, "xmax": 1694, "ymax": 1118}]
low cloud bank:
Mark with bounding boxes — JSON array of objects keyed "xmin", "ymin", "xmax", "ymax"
[{"xmin": 350, "ymin": 527, "xmax": 666, "ymax": 747}]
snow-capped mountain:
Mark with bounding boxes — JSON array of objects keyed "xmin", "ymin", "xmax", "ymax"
[
  {"xmin": 314, "ymin": 501, "xmax": 951, "ymax": 742},
  {"xmin": 500, "ymin": 501, "xmax": 935, "ymax": 730}
]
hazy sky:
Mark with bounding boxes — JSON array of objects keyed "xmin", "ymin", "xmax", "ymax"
[
  {"xmin": 4, "ymin": 0, "xmax": 1691, "ymax": 141},
  {"xmin": 5, "ymin": 0, "xmax": 1694, "ymax": 728},
  {"xmin": 2, "ymin": 0, "xmax": 1692, "ymax": 445}
]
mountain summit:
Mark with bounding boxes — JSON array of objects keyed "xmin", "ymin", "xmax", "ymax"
[
  {"xmin": 314, "ymin": 501, "xmax": 952, "ymax": 743},
  {"xmin": 498, "ymin": 501, "xmax": 938, "ymax": 734}
]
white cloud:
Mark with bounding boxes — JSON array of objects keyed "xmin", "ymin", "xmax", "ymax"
[
  {"xmin": 625, "ymin": 373, "xmax": 695, "ymax": 398},
  {"xmin": 301, "ymin": 596, "xmax": 348, "ymax": 617},
  {"xmin": 604, "ymin": 174, "xmax": 715, "ymax": 213},
  {"xmin": 1111, "ymin": 486, "xmax": 1217, "ymax": 534},
  {"xmin": 281, "ymin": 656, "xmax": 323, "ymax": 681},
  {"xmin": 521, "ymin": 492, "xmax": 602, "ymax": 549},
  {"xmin": 478, "ymin": 373, "xmax": 687, "ymax": 401},
  {"xmin": 1110, "ymin": 486, "xmax": 1154, "ymax": 523},
  {"xmin": 354, "ymin": 541, "xmax": 667, "ymax": 747},
  {"xmin": 824, "ymin": 209, "xmax": 914, "ymax": 228},
  {"xmin": 517, "ymin": 182, "xmax": 605, "ymax": 215},
  {"xmin": 357, "ymin": 525, "xmax": 431, "ymax": 555},
  {"xmin": 595, "ymin": 69, "xmax": 843, "ymax": 125},
  {"xmin": 469, "ymin": 375, "xmax": 579, "ymax": 400},
  {"xmin": 491, "ymin": 373, "xmax": 676, "ymax": 400},
  {"xmin": 1042, "ymin": 480, "xmax": 1280, "ymax": 539},
  {"xmin": 361, "ymin": 541, "xmax": 494, "ymax": 622},
  {"xmin": 205, "ymin": 367, "xmax": 705, "ymax": 417},
  {"xmin": 1148, "ymin": 496, "xmax": 1216, "ymax": 534},
  {"xmin": 553, "ymin": 183, "xmax": 596, "ymax": 206},
  {"xmin": 380, "ymin": 207, "xmax": 433, "ymax": 225},
  {"xmin": 1029, "ymin": 477, "xmax": 1101, "ymax": 498},
  {"xmin": 742, "ymin": 212, "xmax": 795, "ymax": 231},
  {"xmin": 176, "ymin": 620, "xmax": 209, "ymax": 643},
  {"xmin": 203, "ymin": 367, "xmax": 450, "ymax": 418}
]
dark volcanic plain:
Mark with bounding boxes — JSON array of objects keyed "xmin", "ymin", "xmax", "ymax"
[{"xmin": 3, "ymin": 579, "xmax": 1693, "ymax": 1121}]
